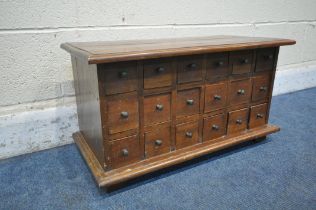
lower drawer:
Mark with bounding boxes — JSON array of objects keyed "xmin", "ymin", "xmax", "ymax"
[
  {"xmin": 249, "ymin": 103, "xmax": 268, "ymax": 129},
  {"xmin": 145, "ymin": 126, "xmax": 171, "ymax": 158},
  {"xmin": 203, "ymin": 113, "xmax": 227, "ymax": 141},
  {"xmin": 108, "ymin": 135, "xmax": 141, "ymax": 169},
  {"xmin": 176, "ymin": 121, "xmax": 199, "ymax": 149},
  {"xmin": 227, "ymin": 108, "xmax": 249, "ymax": 134}
]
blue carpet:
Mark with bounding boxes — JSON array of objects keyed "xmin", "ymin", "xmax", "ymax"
[{"xmin": 1, "ymin": 88, "xmax": 316, "ymax": 210}]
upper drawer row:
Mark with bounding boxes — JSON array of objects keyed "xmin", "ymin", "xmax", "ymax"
[{"xmin": 98, "ymin": 48, "xmax": 276, "ymax": 95}]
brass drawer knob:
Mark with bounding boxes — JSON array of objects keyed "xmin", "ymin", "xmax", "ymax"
[
  {"xmin": 156, "ymin": 104, "xmax": 164, "ymax": 111},
  {"xmin": 240, "ymin": 58, "xmax": 249, "ymax": 64},
  {"xmin": 237, "ymin": 89, "xmax": 245, "ymax": 95},
  {"xmin": 217, "ymin": 61, "xmax": 224, "ymax": 66},
  {"xmin": 236, "ymin": 119, "xmax": 243, "ymax": 124},
  {"xmin": 260, "ymin": 86, "xmax": 268, "ymax": 92},
  {"xmin": 119, "ymin": 71, "xmax": 128, "ymax": 78},
  {"xmin": 187, "ymin": 63, "xmax": 197, "ymax": 69},
  {"xmin": 212, "ymin": 124, "xmax": 219, "ymax": 130},
  {"xmin": 257, "ymin": 113, "xmax": 264, "ymax": 118},
  {"xmin": 264, "ymin": 54, "xmax": 273, "ymax": 60},
  {"xmin": 186, "ymin": 99, "xmax": 194, "ymax": 105},
  {"xmin": 185, "ymin": 131, "xmax": 193, "ymax": 138},
  {"xmin": 156, "ymin": 67, "xmax": 165, "ymax": 73},
  {"xmin": 214, "ymin": 95, "xmax": 221, "ymax": 100},
  {"xmin": 120, "ymin": 111, "xmax": 129, "ymax": 118},
  {"xmin": 122, "ymin": 149, "xmax": 129, "ymax": 157},
  {"xmin": 155, "ymin": 139, "xmax": 162, "ymax": 146}
]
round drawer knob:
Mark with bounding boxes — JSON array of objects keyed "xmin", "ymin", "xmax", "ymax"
[
  {"xmin": 240, "ymin": 58, "xmax": 249, "ymax": 64},
  {"xmin": 257, "ymin": 113, "xmax": 264, "ymax": 119},
  {"xmin": 122, "ymin": 149, "xmax": 129, "ymax": 157},
  {"xmin": 156, "ymin": 104, "xmax": 164, "ymax": 111},
  {"xmin": 214, "ymin": 95, "xmax": 221, "ymax": 100},
  {"xmin": 155, "ymin": 139, "xmax": 162, "ymax": 146},
  {"xmin": 236, "ymin": 119, "xmax": 243, "ymax": 124},
  {"xmin": 156, "ymin": 67, "xmax": 165, "ymax": 73},
  {"xmin": 217, "ymin": 61, "xmax": 224, "ymax": 66},
  {"xmin": 212, "ymin": 124, "xmax": 219, "ymax": 130},
  {"xmin": 237, "ymin": 89, "xmax": 245, "ymax": 95},
  {"xmin": 264, "ymin": 54, "xmax": 273, "ymax": 60},
  {"xmin": 187, "ymin": 63, "xmax": 197, "ymax": 69},
  {"xmin": 185, "ymin": 131, "xmax": 193, "ymax": 138},
  {"xmin": 260, "ymin": 86, "xmax": 267, "ymax": 92},
  {"xmin": 119, "ymin": 71, "xmax": 128, "ymax": 78},
  {"xmin": 186, "ymin": 99, "xmax": 194, "ymax": 105},
  {"xmin": 120, "ymin": 111, "xmax": 129, "ymax": 118}
]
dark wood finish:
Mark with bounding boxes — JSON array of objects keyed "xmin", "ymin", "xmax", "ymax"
[
  {"xmin": 228, "ymin": 78, "xmax": 252, "ymax": 106},
  {"xmin": 176, "ymin": 88, "xmax": 201, "ymax": 117},
  {"xmin": 255, "ymin": 48, "xmax": 276, "ymax": 72},
  {"xmin": 143, "ymin": 93, "xmax": 171, "ymax": 125},
  {"xmin": 203, "ymin": 113, "xmax": 227, "ymax": 141},
  {"xmin": 143, "ymin": 58, "xmax": 173, "ymax": 89},
  {"xmin": 249, "ymin": 103, "xmax": 268, "ymax": 129},
  {"xmin": 206, "ymin": 52, "xmax": 229, "ymax": 81},
  {"xmin": 227, "ymin": 108, "xmax": 249, "ymax": 134},
  {"xmin": 252, "ymin": 74, "xmax": 271, "ymax": 102},
  {"xmin": 144, "ymin": 124, "xmax": 171, "ymax": 158},
  {"xmin": 62, "ymin": 35, "xmax": 294, "ymax": 188},
  {"xmin": 177, "ymin": 55, "xmax": 203, "ymax": 84},
  {"xmin": 176, "ymin": 121, "xmax": 200, "ymax": 149},
  {"xmin": 204, "ymin": 82, "xmax": 227, "ymax": 112},
  {"xmin": 109, "ymin": 135, "xmax": 141, "ymax": 169}
]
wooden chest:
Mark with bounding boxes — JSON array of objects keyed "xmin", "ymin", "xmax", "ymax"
[{"xmin": 61, "ymin": 35, "xmax": 295, "ymax": 188}]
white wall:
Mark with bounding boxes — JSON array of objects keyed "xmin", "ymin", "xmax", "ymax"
[{"xmin": 1, "ymin": 0, "xmax": 316, "ymax": 159}]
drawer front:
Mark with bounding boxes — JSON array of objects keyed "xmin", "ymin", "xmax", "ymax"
[
  {"xmin": 203, "ymin": 113, "xmax": 227, "ymax": 141},
  {"xmin": 176, "ymin": 88, "xmax": 200, "ymax": 116},
  {"xmin": 227, "ymin": 108, "xmax": 249, "ymax": 134},
  {"xmin": 144, "ymin": 93, "xmax": 171, "ymax": 125},
  {"xmin": 144, "ymin": 59, "xmax": 173, "ymax": 89},
  {"xmin": 176, "ymin": 121, "xmax": 199, "ymax": 149},
  {"xmin": 249, "ymin": 103, "xmax": 268, "ymax": 129},
  {"xmin": 252, "ymin": 74, "xmax": 271, "ymax": 101},
  {"xmin": 206, "ymin": 52, "xmax": 229, "ymax": 80},
  {"xmin": 107, "ymin": 93, "xmax": 139, "ymax": 134},
  {"xmin": 99, "ymin": 61, "xmax": 138, "ymax": 95},
  {"xmin": 145, "ymin": 126, "xmax": 171, "ymax": 158},
  {"xmin": 229, "ymin": 78, "xmax": 252, "ymax": 106},
  {"xmin": 255, "ymin": 48, "xmax": 275, "ymax": 72},
  {"xmin": 109, "ymin": 135, "xmax": 141, "ymax": 169},
  {"xmin": 204, "ymin": 82, "xmax": 227, "ymax": 113},
  {"xmin": 177, "ymin": 55, "xmax": 203, "ymax": 84},
  {"xmin": 230, "ymin": 50, "xmax": 254, "ymax": 75}
]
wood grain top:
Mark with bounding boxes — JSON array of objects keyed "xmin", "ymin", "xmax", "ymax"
[{"xmin": 61, "ymin": 35, "xmax": 295, "ymax": 64}]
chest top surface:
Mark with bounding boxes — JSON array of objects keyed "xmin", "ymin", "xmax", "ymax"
[{"xmin": 61, "ymin": 35, "xmax": 295, "ymax": 64}]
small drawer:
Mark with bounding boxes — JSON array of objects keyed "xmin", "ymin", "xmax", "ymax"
[
  {"xmin": 145, "ymin": 126, "xmax": 171, "ymax": 158},
  {"xmin": 249, "ymin": 103, "xmax": 268, "ymax": 129},
  {"xmin": 203, "ymin": 113, "xmax": 227, "ymax": 141},
  {"xmin": 107, "ymin": 93, "xmax": 139, "ymax": 134},
  {"xmin": 252, "ymin": 74, "xmax": 271, "ymax": 101},
  {"xmin": 255, "ymin": 48, "xmax": 276, "ymax": 72},
  {"xmin": 99, "ymin": 61, "xmax": 138, "ymax": 95},
  {"xmin": 204, "ymin": 82, "xmax": 227, "ymax": 113},
  {"xmin": 176, "ymin": 88, "xmax": 200, "ymax": 117},
  {"xmin": 144, "ymin": 59, "xmax": 173, "ymax": 89},
  {"xmin": 176, "ymin": 121, "xmax": 199, "ymax": 149},
  {"xmin": 144, "ymin": 93, "xmax": 171, "ymax": 125},
  {"xmin": 227, "ymin": 108, "xmax": 249, "ymax": 134},
  {"xmin": 206, "ymin": 52, "xmax": 229, "ymax": 80},
  {"xmin": 177, "ymin": 55, "xmax": 203, "ymax": 84},
  {"xmin": 230, "ymin": 50, "xmax": 254, "ymax": 75},
  {"xmin": 228, "ymin": 78, "xmax": 252, "ymax": 106},
  {"xmin": 109, "ymin": 135, "xmax": 141, "ymax": 169}
]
